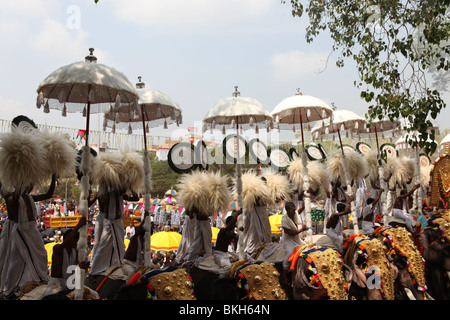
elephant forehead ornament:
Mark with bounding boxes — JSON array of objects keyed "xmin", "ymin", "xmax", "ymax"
[
  {"xmin": 236, "ymin": 261, "xmax": 286, "ymax": 300},
  {"xmin": 377, "ymin": 227, "xmax": 427, "ymax": 292},
  {"xmin": 132, "ymin": 267, "xmax": 196, "ymax": 300},
  {"xmin": 356, "ymin": 238, "xmax": 395, "ymax": 300},
  {"xmin": 294, "ymin": 247, "xmax": 348, "ymax": 300},
  {"xmin": 429, "ymin": 217, "xmax": 450, "ymax": 242}
]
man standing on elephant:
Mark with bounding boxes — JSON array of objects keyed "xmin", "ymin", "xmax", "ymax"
[
  {"xmin": 326, "ymin": 195, "xmax": 354, "ymax": 253},
  {"xmin": 361, "ymin": 189, "xmax": 384, "ymax": 234}
]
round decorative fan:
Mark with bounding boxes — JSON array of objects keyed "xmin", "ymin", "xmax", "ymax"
[
  {"xmin": 419, "ymin": 153, "xmax": 431, "ymax": 167},
  {"xmin": 269, "ymin": 148, "xmax": 291, "ymax": 170},
  {"xmin": 11, "ymin": 115, "xmax": 38, "ymax": 134},
  {"xmin": 75, "ymin": 147, "xmax": 98, "ymax": 181},
  {"xmin": 249, "ymin": 138, "xmax": 269, "ymax": 164},
  {"xmin": 380, "ymin": 143, "xmax": 398, "ymax": 158},
  {"xmin": 356, "ymin": 142, "xmax": 372, "ymax": 155},
  {"xmin": 342, "ymin": 144, "xmax": 355, "ymax": 153},
  {"xmin": 306, "ymin": 144, "xmax": 325, "ymax": 161},
  {"xmin": 289, "ymin": 148, "xmax": 299, "ymax": 161},
  {"xmin": 318, "ymin": 144, "xmax": 328, "ymax": 159},
  {"xmin": 194, "ymin": 140, "xmax": 209, "ymax": 171},
  {"xmin": 223, "ymin": 134, "xmax": 247, "ymax": 164},
  {"xmin": 168, "ymin": 142, "xmax": 196, "ymax": 174}
]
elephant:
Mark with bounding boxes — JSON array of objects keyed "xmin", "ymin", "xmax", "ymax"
[
  {"xmin": 343, "ymin": 234, "xmax": 397, "ymax": 300},
  {"xmin": 184, "ymin": 259, "xmax": 287, "ymax": 300},
  {"xmin": 288, "ymin": 244, "xmax": 353, "ymax": 300},
  {"xmin": 417, "ymin": 216, "xmax": 450, "ymax": 300},
  {"xmin": 374, "ymin": 226, "xmax": 430, "ymax": 300}
]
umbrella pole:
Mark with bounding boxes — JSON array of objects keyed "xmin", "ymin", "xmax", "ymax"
[
  {"xmin": 299, "ymin": 111, "xmax": 312, "ymax": 243},
  {"xmin": 74, "ymin": 100, "xmax": 91, "ymax": 300},
  {"xmin": 141, "ymin": 107, "xmax": 152, "ymax": 267},
  {"xmin": 338, "ymin": 130, "xmax": 358, "ymax": 234},
  {"xmin": 235, "ymin": 116, "xmax": 245, "ymax": 260},
  {"xmin": 374, "ymin": 125, "xmax": 389, "ymax": 224}
]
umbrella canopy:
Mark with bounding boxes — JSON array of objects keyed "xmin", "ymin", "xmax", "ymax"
[
  {"xmin": 103, "ymin": 77, "xmax": 182, "ymax": 133},
  {"xmin": 37, "ymin": 50, "xmax": 138, "ymax": 115},
  {"xmin": 269, "ymin": 214, "xmax": 283, "ymax": 234},
  {"xmin": 151, "ymin": 231, "xmax": 182, "ymax": 251},
  {"xmin": 45, "ymin": 241, "xmax": 60, "ymax": 266},
  {"xmin": 211, "ymin": 227, "xmax": 220, "ymax": 243},
  {"xmin": 311, "ymin": 109, "xmax": 366, "ymax": 137},
  {"xmin": 271, "ymin": 91, "xmax": 333, "ymax": 132},
  {"xmin": 163, "ymin": 196, "xmax": 177, "ymax": 204},
  {"xmin": 203, "ymin": 86, "xmax": 272, "ymax": 132},
  {"xmin": 165, "ymin": 188, "xmax": 177, "ymax": 196}
]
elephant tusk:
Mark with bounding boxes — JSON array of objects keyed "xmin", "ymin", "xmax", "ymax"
[
  {"xmin": 447, "ymin": 271, "xmax": 450, "ymax": 281},
  {"xmin": 404, "ymin": 288, "xmax": 416, "ymax": 300}
]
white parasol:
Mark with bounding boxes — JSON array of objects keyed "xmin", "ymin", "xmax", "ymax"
[
  {"xmin": 203, "ymin": 86, "xmax": 271, "ymax": 259},
  {"xmin": 103, "ymin": 76, "xmax": 182, "ymax": 267},
  {"xmin": 271, "ymin": 90, "xmax": 333, "ymax": 242},
  {"xmin": 36, "ymin": 48, "xmax": 138, "ymax": 299}
]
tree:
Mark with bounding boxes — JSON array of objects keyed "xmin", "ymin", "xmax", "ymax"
[{"xmin": 282, "ymin": 0, "xmax": 450, "ymax": 156}]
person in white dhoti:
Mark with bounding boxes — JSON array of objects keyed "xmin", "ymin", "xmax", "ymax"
[
  {"xmin": 281, "ymin": 202, "xmax": 308, "ymax": 278},
  {"xmin": 325, "ymin": 195, "xmax": 354, "ymax": 253},
  {"xmin": 0, "ymin": 175, "xmax": 56, "ymax": 298},
  {"xmin": 361, "ymin": 189, "xmax": 384, "ymax": 234}
]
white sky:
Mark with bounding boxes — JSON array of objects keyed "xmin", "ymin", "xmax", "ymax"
[{"xmin": 0, "ymin": 0, "xmax": 448, "ymax": 145}]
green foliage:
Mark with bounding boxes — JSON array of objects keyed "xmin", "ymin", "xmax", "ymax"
[{"xmin": 282, "ymin": 0, "xmax": 450, "ymax": 156}]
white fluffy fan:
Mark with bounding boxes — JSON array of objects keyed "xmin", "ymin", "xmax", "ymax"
[
  {"xmin": 263, "ymin": 172, "xmax": 292, "ymax": 204},
  {"xmin": 177, "ymin": 170, "xmax": 210, "ymax": 218},
  {"xmin": 0, "ymin": 128, "xmax": 49, "ymax": 193},
  {"xmin": 233, "ymin": 170, "xmax": 273, "ymax": 210},
  {"xmin": 91, "ymin": 152, "xmax": 124, "ymax": 191},
  {"xmin": 287, "ymin": 159, "xmax": 329, "ymax": 195},
  {"xmin": 36, "ymin": 129, "xmax": 77, "ymax": 178}
]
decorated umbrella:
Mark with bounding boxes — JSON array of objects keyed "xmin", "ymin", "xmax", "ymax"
[
  {"xmin": 163, "ymin": 196, "xmax": 177, "ymax": 204},
  {"xmin": 228, "ymin": 200, "xmax": 238, "ymax": 210},
  {"xmin": 271, "ymin": 90, "xmax": 333, "ymax": 242},
  {"xmin": 103, "ymin": 76, "xmax": 181, "ymax": 267},
  {"xmin": 203, "ymin": 86, "xmax": 272, "ymax": 209},
  {"xmin": 150, "ymin": 231, "xmax": 182, "ymax": 251},
  {"xmin": 165, "ymin": 188, "xmax": 177, "ymax": 196},
  {"xmin": 311, "ymin": 108, "xmax": 367, "ymax": 234},
  {"xmin": 203, "ymin": 86, "xmax": 272, "ymax": 260},
  {"xmin": 36, "ymin": 48, "xmax": 138, "ymax": 299},
  {"xmin": 269, "ymin": 214, "xmax": 283, "ymax": 234},
  {"xmin": 211, "ymin": 227, "xmax": 220, "ymax": 243}
]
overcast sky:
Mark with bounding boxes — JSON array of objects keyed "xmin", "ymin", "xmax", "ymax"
[{"xmin": 0, "ymin": 0, "xmax": 448, "ymax": 146}]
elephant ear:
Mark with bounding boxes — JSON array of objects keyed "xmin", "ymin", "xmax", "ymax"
[{"xmin": 341, "ymin": 263, "xmax": 354, "ymax": 287}]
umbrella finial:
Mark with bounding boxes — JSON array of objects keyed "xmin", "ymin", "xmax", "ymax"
[
  {"xmin": 85, "ymin": 48, "xmax": 97, "ymax": 63},
  {"xmin": 136, "ymin": 76, "xmax": 145, "ymax": 89},
  {"xmin": 295, "ymin": 88, "xmax": 302, "ymax": 96},
  {"xmin": 232, "ymin": 86, "xmax": 240, "ymax": 97}
]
